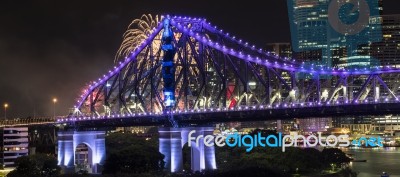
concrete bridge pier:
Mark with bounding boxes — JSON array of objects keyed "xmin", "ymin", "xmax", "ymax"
[
  {"xmin": 57, "ymin": 131, "xmax": 106, "ymax": 174},
  {"xmin": 159, "ymin": 127, "xmax": 217, "ymax": 172}
]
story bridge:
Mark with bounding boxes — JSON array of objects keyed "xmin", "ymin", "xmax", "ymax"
[
  {"xmin": 58, "ymin": 16, "xmax": 400, "ymax": 128},
  {"xmin": 3, "ymin": 15, "xmax": 400, "ymax": 173}
]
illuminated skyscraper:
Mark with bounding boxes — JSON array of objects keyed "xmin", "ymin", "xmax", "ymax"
[
  {"xmin": 287, "ymin": 0, "xmax": 330, "ymax": 66},
  {"xmin": 265, "ymin": 43, "xmax": 292, "ymax": 58},
  {"xmin": 371, "ymin": 14, "xmax": 400, "ymax": 68},
  {"xmin": 287, "ymin": 0, "xmax": 383, "ymax": 69}
]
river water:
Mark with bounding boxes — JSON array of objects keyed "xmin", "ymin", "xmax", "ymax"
[{"xmin": 341, "ymin": 147, "xmax": 400, "ymax": 177}]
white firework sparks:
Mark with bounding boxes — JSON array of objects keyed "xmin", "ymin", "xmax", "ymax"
[{"xmin": 115, "ymin": 14, "xmax": 162, "ymax": 63}]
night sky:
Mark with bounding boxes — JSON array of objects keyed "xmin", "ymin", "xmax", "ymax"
[{"xmin": 1, "ymin": 0, "xmax": 400, "ymax": 118}]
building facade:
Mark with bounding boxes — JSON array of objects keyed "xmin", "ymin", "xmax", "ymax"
[
  {"xmin": 287, "ymin": 0, "xmax": 383, "ymax": 68},
  {"xmin": 371, "ymin": 14, "xmax": 400, "ymax": 68},
  {"xmin": 297, "ymin": 118, "xmax": 332, "ymax": 133},
  {"xmin": 371, "ymin": 115, "xmax": 400, "ymax": 133},
  {"xmin": 287, "ymin": 0, "xmax": 330, "ymax": 66},
  {"xmin": 0, "ymin": 127, "xmax": 29, "ymax": 167},
  {"xmin": 265, "ymin": 43, "xmax": 292, "ymax": 58},
  {"xmin": 333, "ymin": 115, "xmax": 400, "ymax": 135}
]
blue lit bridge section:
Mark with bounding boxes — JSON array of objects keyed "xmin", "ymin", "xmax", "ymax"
[{"xmin": 56, "ymin": 16, "xmax": 400, "ymax": 127}]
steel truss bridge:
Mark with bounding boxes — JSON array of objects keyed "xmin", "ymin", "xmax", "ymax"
[{"xmin": 4, "ymin": 16, "xmax": 400, "ymax": 128}]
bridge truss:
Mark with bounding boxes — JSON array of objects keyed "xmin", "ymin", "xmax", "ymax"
[{"xmin": 57, "ymin": 16, "xmax": 400, "ymax": 127}]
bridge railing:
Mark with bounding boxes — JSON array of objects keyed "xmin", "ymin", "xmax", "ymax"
[{"xmin": 57, "ymin": 98, "xmax": 400, "ymax": 123}]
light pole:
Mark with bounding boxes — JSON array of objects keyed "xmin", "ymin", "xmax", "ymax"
[
  {"xmin": 4, "ymin": 103, "xmax": 8, "ymax": 120},
  {"xmin": 1, "ymin": 103, "xmax": 5, "ymax": 167},
  {"xmin": 53, "ymin": 98, "xmax": 57, "ymax": 119}
]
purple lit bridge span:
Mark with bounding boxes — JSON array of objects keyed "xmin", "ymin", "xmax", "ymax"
[{"xmin": 56, "ymin": 16, "xmax": 400, "ymax": 128}]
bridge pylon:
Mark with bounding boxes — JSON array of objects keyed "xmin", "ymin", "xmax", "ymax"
[{"xmin": 159, "ymin": 127, "xmax": 216, "ymax": 172}]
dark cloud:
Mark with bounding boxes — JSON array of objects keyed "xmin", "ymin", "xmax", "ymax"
[{"xmin": 0, "ymin": 0, "xmax": 399, "ymax": 117}]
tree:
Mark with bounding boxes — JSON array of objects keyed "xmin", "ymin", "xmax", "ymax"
[
  {"xmin": 7, "ymin": 154, "xmax": 60, "ymax": 177},
  {"xmin": 103, "ymin": 132, "xmax": 165, "ymax": 174},
  {"xmin": 321, "ymin": 148, "xmax": 351, "ymax": 166}
]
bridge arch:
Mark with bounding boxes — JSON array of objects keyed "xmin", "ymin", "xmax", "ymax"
[
  {"xmin": 75, "ymin": 142, "xmax": 93, "ymax": 173},
  {"xmin": 57, "ymin": 131, "xmax": 106, "ymax": 174}
]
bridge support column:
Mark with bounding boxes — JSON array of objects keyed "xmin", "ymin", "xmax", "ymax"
[
  {"xmin": 202, "ymin": 128, "xmax": 217, "ymax": 170},
  {"xmin": 159, "ymin": 127, "xmax": 216, "ymax": 173},
  {"xmin": 57, "ymin": 131, "xmax": 106, "ymax": 174},
  {"xmin": 159, "ymin": 128, "xmax": 183, "ymax": 172},
  {"xmin": 57, "ymin": 132, "xmax": 75, "ymax": 174}
]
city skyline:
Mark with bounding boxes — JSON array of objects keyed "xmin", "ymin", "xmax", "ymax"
[{"xmin": 1, "ymin": 0, "xmax": 400, "ymax": 117}]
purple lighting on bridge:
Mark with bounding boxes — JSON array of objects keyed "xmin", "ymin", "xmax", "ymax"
[
  {"xmin": 57, "ymin": 96, "xmax": 400, "ymax": 123},
  {"xmin": 64, "ymin": 16, "xmax": 400, "ymax": 123},
  {"xmin": 171, "ymin": 17, "xmax": 400, "ymax": 76}
]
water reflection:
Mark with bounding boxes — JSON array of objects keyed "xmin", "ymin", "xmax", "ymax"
[{"xmin": 342, "ymin": 147, "xmax": 400, "ymax": 177}]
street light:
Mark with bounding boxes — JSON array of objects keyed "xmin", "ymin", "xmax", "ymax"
[
  {"xmin": 53, "ymin": 98, "xmax": 57, "ymax": 119},
  {"xmin": 4, "ymin": 103, "xmax": 8, "ymax": 120}
]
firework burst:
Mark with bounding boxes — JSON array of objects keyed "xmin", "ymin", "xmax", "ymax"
[{"xmin": 115, "ymin": 14, "xmax": 162, "ymax": 63}]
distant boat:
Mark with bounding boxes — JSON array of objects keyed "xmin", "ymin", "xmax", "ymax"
[
  {"xmin": 346, "ymin": 153, "xmax": 366, "ymax": 162},
  {"xmin": 381, "ymin": 172, "xmax": 390, "ymax": 177},
  {"xmin": 345, "ymin": 153, "xmax": 354, "ymax": 160}
]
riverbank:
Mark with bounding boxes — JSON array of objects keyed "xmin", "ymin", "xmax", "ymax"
[{"xmin": 295, "ymin": 168, "xmax": 357, "ymax": 177}]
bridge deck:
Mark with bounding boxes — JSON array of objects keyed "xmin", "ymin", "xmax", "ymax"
[{"xmin": 57, "ymin": 102, "xmax": 400, "ymax": 128}]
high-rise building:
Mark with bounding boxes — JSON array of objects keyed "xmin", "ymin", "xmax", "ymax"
[
  {"xmin": 371, "ymin": 14, "xmax": 400, "ymax": 68},
  {"xmin": 333, "ymin": 114, "xmax": 400, "ymax": 134},
  {"xmin": 287, "ymin": 0, "xmax": 383, "ymax": 68},
  {"xmin": 265, "ymin": 43, "xmax": 295, "ymax": 88},
  {"xmin": 277, "ymin": 119, "xmax": 298, "ymax": 133},
  {"xmin": 0, "ymin": 127, "xmax": 29, "ymax": 167},
  {"xmin": 369, "ymin": 14, "xmax": 400, "ymax": 104},
  {"xmin": 371, "ymin": 115, "xmax": 400, "ymax": 133},
  {"xmin": 333, "ymin": 116, "xmax": 372, "ymax": 134},
  {"xmin": 238, "ymin": 121, "xmax": 264, "ymax": 129},
  {"xmin": 265, "ymin": 43, "xmax": 292, "ymax": 58},
  {"xmin": 287, "ymin": 0, "xmax": 330, "ymax": 66},
  {"xmin": 378, "ymin": 0, "xmax": 383, "ymax": 15},
  {"xmin": 297, "ymin": 118, "xmax": 332, "ymax": 133}
]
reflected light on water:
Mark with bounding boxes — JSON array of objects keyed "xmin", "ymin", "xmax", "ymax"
[{"xmin": 343, "ymin": 147, "xmax": 400, "ymax": 177}]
